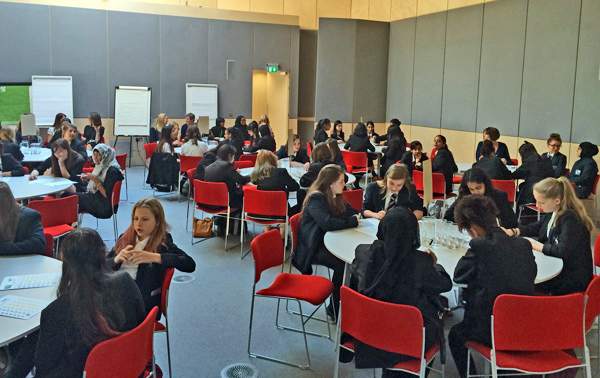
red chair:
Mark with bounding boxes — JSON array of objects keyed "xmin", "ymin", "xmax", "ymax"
[
  {"xmin": 239, "ymin": 154, "xmax": 258, "ymax": 165},
  {"xmin": 413, "ymin": 170, "xmax": 454, "ymax": 201},
  {"xmin": 465, "ymin": 293, "xmax": 591, "ymax": 378},
  {"xmin": 240, "ymin": 186, "xmax": 289, "ymax": 259},
  {"xmin": 430, "ymin": 148, "xmax": 437, "ymax": 161},
  {"xmin": 491, "ymin": 179, "xmax": 517, "ymax": 209},
  {"xmin": 191, "ymin": 180, "xmax": 236, "ymax": 249},
  {"xmin": 334, "ymin": 286, "xmax": 444, "ymax": 377},
  {"xmin": 143, "ymin": 143, "xmax": 158, "ymax": 186},
  {"xmin": 509, "ymin": 158, "xmax": 518, "ymax": 166},
  {"xmin": 342, "ymin": 151, "xmax": 370, "ymax": 184},
  {"xmin": 584, "ymin": 275, "xmax": 600, "ymax": 364},
  {"xmin": 247, "ymin": 229, "xmax": 334, "ymax": 369},
  {"xmin": 83, "ymin": 160, "xmax": 94, "ymax": 170},
  {"xmin": 518, "ymin": 203, "xmax": 541, "ymax": 222},
  {"xmin": 185, "ymin": 168, "xmax": 197, "ymax": 230},
  {"xmin": 452, "ymin": 174, "xmax": 463, "ymax": 185},
  {"xmin": 82, "ymin": 167, "xmax": 94, "ymax": 174},
  {"xmin": 233, "ymin": 160, "xmax": 254, "ymax": 170},
  {"xmin": 21, "ymin": 166, "xmax": 30, "ymax": 174},
  {"xmin": 83, "ymin": 307, "xmax": 158, "ymax": 378},
  {"xmin": 179, "ymin": 155, "xmax": 202, "ymax": 193},
  {"xmin": 594, "ymin": 235, "xmax": 600, "ymax": 273},
  {"xmin": 29, "ymin": 195, "xmax": 79, "ymax": 256},
  {"xmin": 306, "ymin": 142, "xmax": 313, "ymax": 156},
  {"xmin": 110, "ymin": 181, "xmax": 122, "ymax": 241},
  {"xmin": 154, "ymin": 268, "xmax": 174, "ymax": 378},
  {"xmin": 43, "ymin": 232, "xmax": 53, "ymax": 257},
  {"xmin": 243, "ymin": 140, "xmax": 252, "ymax": 147},
  {"xmin": 289, "ymin": 212, "xmax": 302, "ymax": 258},
  {"xmin": 115, "ymin": 153, "xmax": 128, "ymax": 201},
  {"xmin": 342, "ymin": 189, "xmax": 363, "ymax": 212}
]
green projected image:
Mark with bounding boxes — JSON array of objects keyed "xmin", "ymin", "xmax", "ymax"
[{"xmin": 0, "ymin": 84, "xmax": 30, "ymax": 124}]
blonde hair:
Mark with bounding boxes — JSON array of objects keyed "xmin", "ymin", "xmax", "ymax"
[
  {"xmin": 259, "ymin": 114, "xmax": 269, "ymax": 125},
  {"xmin": 378, "ymin": 164, "xmax": 410, "ymax": 195},
  {"xmin": 0, "ymin": 129, "xmax": 14, "ymax": 142},
  {"xmin": 251, "ymin": 150, "xmax": 277, "ymax": 183},
  {"xmin": 534, "ymin": 177, "xmax": 595, "ymax": 232},
  {"xmin": 154, "ymin": 113, "xmax": 168, "ymax": 132}
]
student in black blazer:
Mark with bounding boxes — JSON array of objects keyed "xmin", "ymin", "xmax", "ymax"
[
  {"xmin": 399, "ymin": 140, "xmax": 428, "ymax": 177},
  {"xmin": 0, "ymin": 129, "xmax": 24, "ymax": 161},
  {"xmin": 366, "ymin": 121, "xmax": 379, "ymax": 143},
  {"xmin": 209, "ymin": 117, "xmax": 226, "ymax": 139},
  {"xmin": 5, "ymin": 229, "xmax": 145, "ymax": 378},
  {"xmin": 475, "ymin": 127, "xmax": 511, "ymax": 164},
  {"xmin": 300, "ymin": 142, "xmax": 334, "ymax": 188},
  {"xmin": 251, "ymin": 150, "xmax": 300, "ymax": 214},
  {"xmin": 109, "ymin": 198, "xmax": 196, "ymax": 313},
  {"xmin": 380, "ymin": 128, "xmax": 407, "ymax": 177},
  {"xmin": 331, "ymin": 120, "xmax": 345, "ymax": 142},
  {"xmin": 276, "ymin": 135, "xmax": 310, "ymax": 166},
  {"xmin": 512, "ymin": 141, "xmax": 554, "ymax": 206},
  {"xmin": 219, "ymin": 127, "xmax": 245, "ymax": 160},
  {"xmin": 506, "ymin": 177, "xmax": 594, "ymax": 295},
  {"xmin": 232, "ymin": 115, "xmax": 251, "ymax": 141},
  {"xmin": 82, "ymin": 112, "xmax": 105, "ymax": 146},
  {"xmin": 204, "ymin": 144, "xmax": 251, "ymax": 209},
  {"xmin": 193, "ymin": 150, "xmax": 217, "ymax": 180},
  {"xmin": 30, "ymin": 138, "xmax": 85, "ymax": 191},
  {"xmin": 344, "ymin": 206, "xmax": 452, "ymax": 371},
  {"xmin": 0, "ymin": 144, "xmax": 25, "ymax": 177},
  {"xmin": 570, "ymin": 141, "xmax": 599, "ymax": 199},
  {"xmin": 363, "ymin": 164, "xmax": 425, "ymax": 221},
  {"xmin": 449, "ymin": 195, "xmax": 537, "ymax": 378},
  {"xmin": 375, "ymin": 118, "xmax": 405, "ymax": 146},
  {"xmin": 62, "ymin": 123, "xmax": 88, "ymax": 161},
  {"xmin": 313, "ymin": 118, "xmax": 331, "ymax": 145},
  {"xmin": 246, "ymin": 124, "xmax": 276, "ymax": 152},
  {"xmin": 344, "ymin": 122, "xmax": 375, "ymax": 154},
  {"xmin": 0, "ymin": 182, "xmax": 46, "ymax": 255},
  {"xmin": 293, "ymin": 164, "xmax": 359, "ymax": 317},
  {"xmin": 431, "ymin": 135, "xmax": 458, "ymax": 194},
  {"xmin": 472, "ymin": 140, "xmax": 512, "ymax": 180},
  {"xmin": 444, "ymin": 168, "xmax": 518, "ymax": 228},
  {"xmin": 540, "ymin": 133, "xmax": 567, "ymax": 178}
]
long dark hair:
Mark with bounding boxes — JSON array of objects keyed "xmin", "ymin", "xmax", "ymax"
[
  {"xmin": 458, "ymin": 168, "xmax": 493, "ymax": 197},
  {"xmin": 0, "ymin": 182, "xmax": 20, "ymax": 242},
  {"xmin": 50, "ymin": 138, "xmax": 77, "ymax": 177},
  {"xmin": 157, "ymin": 124, "xmax": 174, "ymax": 153},
  {"xmin": 518, "ymin": 141, "xmax": 539, "ymax": 161},
  {"xmin": 353, "ymin": 122, "xmax": 367, "ymax": 137},
  {"xmin": 53, "ymin": 113, "xmax": 66, "ymax": 130},
  {"xmin": 303, "ymin": 164, "xmax": 347, "ymax": 216},
  {"xmin": 58, "ymin": 229, "xmax": 122, "ymax": 347}
]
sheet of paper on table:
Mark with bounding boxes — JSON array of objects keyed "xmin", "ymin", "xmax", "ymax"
[
  {"xmin": 0, "ymin": 295, "xmax": 51, "ymax": 320},
  {"xmin": 0, "ymin": 273, "xmax": 61, "ymax": 291}
]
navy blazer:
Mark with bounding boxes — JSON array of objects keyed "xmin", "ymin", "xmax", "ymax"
[
  {"xmin": 1, "ymin": 153, "xmax": 25, "ymax": 176},
  {"xmin": 1, "ymin": 141, "xmax": 24, "ymax": 161},
  {"xmin": 0, "ymin": 207, "xmax": 46, "ymax": 255},
  {"xmin": 475, "ymin": 141, "xmax": 511, "ymax": 163}
]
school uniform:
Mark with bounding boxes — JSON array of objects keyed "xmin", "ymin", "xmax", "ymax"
[
  {"xmin": 431, "ymin": 147, "xmax": 458, "ymax": 194},
  {"xmin": 203, "ymin": 159, "xmax": 251, "ymax": 209},
  {"xmin": 276, "ymin": 146, "xmax": 310, "ymax": 164},
  {"xmin": 70, "ymin": 139, "xmax": 88, "ymax": 161},
  {"xmin": 180, "ymin": 123, "xmax": 191, "ymax": 140},
  {"xmin": 0, "ymin": 207, "xmax": 45, "ymax": 255},
  {"xmin": 332, "ymin": 130, "xmax": 345, "ymax": 142},
  {"xmin": 83, "ymin": 125, "xmax": 105, "ymax": 144},
  {"xmin": 209, "ymin": 125, "xmax": 226, "ymax": 139},
  {"xmin": 0, "ymin": 141, "xmax": 24, "ymax": 161},
  {"xmin": 313, "ymin": 129, "xmax": 329, "ymax": 144},
  {"xmin": 511, "ymin": 156, "xmax": 554, "ymax": 205},
  {"xmin": 344, "ymin": 135, "xmax": 375, "ymax": 153},
  {"xmin": 363, "ymin": 182, "xmax": 425, "ymax": 215},
  {"xmin": 77, "ymin": 166, "xmax": 123, "ymax": 219},
  {"xmin": 149, "ymin": 127, "xmax": 160, "ymax": 143},
  {"xmin": 449, "ymin": 229, "xmax": 537, "ymax": 377},
  {"xmin": 193, "ymin": 152, "xmax": 217, "ymax": 180},
  {"xmin": 519, "ymin": 209, "xmax": 593, "ymax": 295},
  {"xmin": 472, "ymin": 156, "xmax": 512, "ymax": 180},
  {"xmin": 380, "ymin": 139, "xmax": 407, "ymax": 176},
  {"xmin": 399, "ymin": 151, "xmax": 428, "ymax": 176},
  {"xmin": 541, "ymin": 151, "xmax": 567, "ymax": 178},
  {"xmin": 475, "ymin": 141, "xmax": 511, "ymax": 163},
  {"xmin": 255, "ymin": 167, "xmax": 300, "ymax": 194},
  {"xmin": 444, "ymin": 189, "xmax": 518, "ymax": 228},
  {"xmin": 299, "ymin": 161, "xmax": 332, "ymax": 188},
  {"xmin": 246, "ymin": 135, "xmax": 276, "ymax": 152},
  {"xmin": 1, "ymin": 153, "xmax": 25, "ymax": 176},
  {"xmin": 570, "ymin": 157, "xmax": 599, "ymax": 199}
]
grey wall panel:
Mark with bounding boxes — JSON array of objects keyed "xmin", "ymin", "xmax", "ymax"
[
  {"xmin": 353, "ymin": 20, "xmax": 389, "ymax": 122},
  {"xmin": 412, "ymin": 12, "xmax": 446, "ymax": 128},
  {"xmin": 519, "ymin": 0, "xmax": 580, "ymax": 140},
  {"xmin": 476, "ymin": 0, "xmax": 526, "ymax": 136},
  {"xmin": 0, "ymin": 2, "xmax": 51, "ymax": 82},
  {"xmin": 572, "ymin": 0, "xmax": 600, "ymax": 144},
  {"xmin": 159, "ymin": 16, "xmax": 209, "ymax": 117},
  {"xmin": 441, "ymin": 5, "xmax": 483, "ymax": 132},
  {"xmin": 298, "ymin": 30, "xmax": 318, "ymax": 117},
  {"xmin": 108, "ymin": 11, "xmax": 160, "ymax": 117},
  {"xmin": 208, "ymin": 20, "xmax": 253, "ymax": 118},
  {"xmin": 50, "ymin": 6, "xmax": 109, "ymax": 117},
  {"xmin": 386, "ymin": 18, "xmax": 416, "ymax": 123},
  {"xmin": 288, "ymin": 28, "xmax": 300, "ymax": 117},
  {"xmin": 314, "ymin": 19, "xmax": 356, "ymax": 121}
]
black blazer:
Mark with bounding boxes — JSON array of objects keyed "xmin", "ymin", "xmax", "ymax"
[
  {"xmin": 519, "ymin": 210, "xmax": 593, "ymax": 295},
  {"xmin": 209, "ymin": 125, "xmax": 225, "ymax": 139},
  {"xmin": 363, "ymin": 182, "xmax": 424, "ymax": 214},
  {"xmin": 299, "ymin": 161, "xmax": 348, "ymax": 188},
  {"xmin": 332, "ymin": 130, "xmax": 345, "ymax": 142},
  {"xmin": 34, "ymin": 272, "xmax": 145, "ymax": 378},
  {"xmin": 83, "ymin": 125, "xmax": 105, "ymax": 143},
  {"xmin": 0, "ymin": 207, "xmax": 46, "ymax": 255},
  {"xmin": 193, "ymin": 152, "xmax": 217, "ymax": 180},
  {"xmin": 1, "ymin": 153, "xmax": 25, "ymax": 176},
  {"xmin": 512, "ymin": 156, "xmax": 554, "ymax": 205},
  {"xmin": 149, "ymin": 127, "xmax": 160, "ymax": 143},
  {"xmin": 292, "ymin": 192, "xmax": 358, "ymax": 274},
  {"xmin": 313, "ymin": 129, "xmax": 329, "ymax": 145},
  {"xmin": 255, "ymin": 168, "xmax": 300, "ymax": 194},
  {"xmin": 444, "ymin": 189, "xmax": 517, "ymax": 228},
  {"xmin": 247, "ymin": 135, "xmax": 276, "ymax": 152},
  {"xmin": 454, "ymin": 229, "xmax": 536, "ymax": 344},
  {"xmin": 77, "ymin": 167, "xmax": 124, "ymax": 219},
  {"xmin": 431, "ymin": 147, "xmax": 458, "ymax": 194},
  {"xmin": 108, "ymin": 233, "xmax": 196, "ymax": 313},
  {"xmin": 204, "ymin": 159, "xmax": 251, "ymax": 203},
  {"xmin": 399, "ymin": 151, "xmax": 428, "ymax": 176},
  {"xmin": 473, "ymin": 156, "xmax": 512, "ymax": 180},
  {"xmin": 344, "ymin": 135, "xmax": 375, "ymax": 153},
  {"xmin": 541, "ymin": 152, "xmax": 567, "ymax": 178},
  {"xmin": 570, "ymin": 157, "xmax": 598, "ymax": 199},
  {"xmin": 70, "ymin": 139, "xmax": 88, "ymax": 161},
  {"xmin": 1, "ymin": 141, "xmax": 24, "ymax": 161},
  {"xmin": 475, "ymin": 141, "xmax": 511, "ymax": 163},
  {"xmin": 380, "ymin": 139, "xmax": 407, "ymax": 175},
  {"xmin": 276, "ymin": 146, "xmax": 310, "ymax": 164}
]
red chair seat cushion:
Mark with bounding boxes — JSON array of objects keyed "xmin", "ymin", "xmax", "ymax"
[
  {"xmin": 256, "ymin": 273, "xmax": 333, "ymax": 306},
  {"xmin": 44, "ymin": 224, "xmax": 74, "ymax": 238},
  {"xmin": 195, "ymin": 204, "xmax": 237, "ymax": 215},
  {"xmin": 466, "ymin": 341, "xmax": 581, "ymax": 373},
  {"xmin": 452, "ymin": 175, "xmax": 463, "ymax": 184},
  {"xmin": 245, "ymin": 215, "xmax": 286, "ymax": 225},
  {"xmin": 154, "ymin": 321, "xmax": 166, "ymax": 332}
]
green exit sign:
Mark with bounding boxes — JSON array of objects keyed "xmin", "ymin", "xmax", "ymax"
[{"xmin": 266, "ymin": 63, "xmax": 279, "ymax": 73}]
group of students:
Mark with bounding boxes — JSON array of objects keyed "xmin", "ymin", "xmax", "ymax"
[{"xmin": 0, "ymin": 181, "xmax": 196, "ymax": 378}]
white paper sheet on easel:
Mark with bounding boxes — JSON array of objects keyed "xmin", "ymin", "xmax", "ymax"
[{"xmin": 114, "ymin": 86, "xmax": 151, "ymax": 136}]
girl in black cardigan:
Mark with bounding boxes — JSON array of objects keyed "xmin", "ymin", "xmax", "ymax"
[
  {"xmin": 292, "ymin": 164, "xmax": 359, "ymax": 318},
  {"xmin": 431, "ymin": 135, "xmax": 458, "ymax": 194},
  {"xmin": 504, "ymin": 176, "xmax": 594, "ymax": 295},
  {"xmin": 30, "ymin": 138, "xmax": 85, "ymax": 191},
  {"xmin": 109, "ymin": 198, "xmax": 196, "ymax": 313}
]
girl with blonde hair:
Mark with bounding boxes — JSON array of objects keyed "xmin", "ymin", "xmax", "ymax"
[{"xmin": 150, "ymin": 113, "xmax": 169, "ymax": 142}]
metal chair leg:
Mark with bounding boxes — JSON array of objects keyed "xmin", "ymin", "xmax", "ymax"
[
  {"xmin": 224, "ymin": 210, "xmax": 230, "ymax": 250},
  {"xmin": 165, "ymin": 315, "xmax": 172, "ymax": 378}
]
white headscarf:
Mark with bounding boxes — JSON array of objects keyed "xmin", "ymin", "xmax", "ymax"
[{"xmin": 88, "ymin": 144, "xmax": 120, "ymax": 193}]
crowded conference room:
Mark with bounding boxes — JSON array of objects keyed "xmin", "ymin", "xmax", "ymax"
[{"xmin": 1, "ymin": 0, "xmax": 599, "ymax": 377}]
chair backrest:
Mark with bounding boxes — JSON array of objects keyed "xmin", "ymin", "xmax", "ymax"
[
  {"xmin": 239, "ymin": 154, "xmax": 258, "ymax": 165},
  {"xmin": 289, "ymin": 212, "xmax": 302, "ymax": 254},
  {"xmin": 251, "ymin": 229, "xmax": 284, "ymax": 283},
  {"xmin": 242, "ymin": 186, "xmax": 288, "ymax": 218},
  {"xmin": 29, "ymin": 195, "xmax": 79, "ymax": 228},
  {"xmin": 431, "ymin": 172, "xmax": 447, "ymax": 195},
  {"xmin": 342, "ymin": 189, "xmax": 363, "ymax": 212},
  {"xmin": 192, "ymin": 180, "xmax": 229, "ymax": 208},
  {"xmin": 510, "ymin": 158, "xmax": 518, "ymax": 166},
  {"xmin": 412, "ymin": 169, "xmax": 424, "ymax": 192},
  {"xmin": 429, "ymin": 148, "xmax": 437, "ymax": 161},
  {"xmin": 341, "ymin": 150, "xmax": 367, "ymax": 171},
  {"xmin": 43, "ymin": 232, "xmax": 53, "ymax": 257},
  {"xmin": 111, "ymin": 181, "xmax": 123, "ymax": 209},
  {"xmin": 83, "ymin": 307, "xmax": 158, "ymax": 378},
  {"xmin": 306, "ymin": 142, "xmax": 312, "ymax": 156},
  {"xmin": 594, "ymin": 234, "xmax": 600, "ymax": 268},
  {"xmin": 179, "ymin": 155, "xmax": 202, "ymax": 173},
  {"xmin": 143, "ymin": 143, "xmax": 158, "ymax": 159},
  {"xmin": 491, "ymin": 179, "xmax": 516, "ymax": 204},
  {"xmin": 186, "ymin": 168, "xmax": 197, "ymax": 179},
  {"xmin": 340, "ymin": 286, "xmax": 424, "ymax": 359},
  {"xmin": 585, "ymin": 275, "xmax": 600, "ymax": 332},
  {"xmin": 115, "ymin": 154, "xmax": 127, "ymax": 171},
  {"xmin": 492, "ymin": 293, "xmax": 585, "ymax": 352},
  {"xmin": 233, "ymin": 160, "xmax": 254, "ymax": 170},
  {"xmin": 160, "ymin": 268, "xmax": 175, "ymax": 318}
]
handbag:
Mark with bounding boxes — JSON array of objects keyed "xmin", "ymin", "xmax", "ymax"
[{"xmin": 193, "ymin": 217, "xmax": 213, "ymax": 238}]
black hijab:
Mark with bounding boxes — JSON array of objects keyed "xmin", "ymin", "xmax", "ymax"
[
  {"xmin": 234, "ymin": 115, "xmax": 244, "ymax": 128},
  {"xmin": 579, "ymin": 142, "xmax": 599, "ymax": 159}
]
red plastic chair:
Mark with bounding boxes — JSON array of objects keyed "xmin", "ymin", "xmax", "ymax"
[
  {"xmin": 192, "ymin": 180, "xmax": 236, "ymax": 249},
  {"xmin": 185, "ymin": 168, "xmax": 197, "ymax": 230},
  {"xmin": 585, "ymin": 275, "xmax": 600, "ymax": 365},
  {"xmin": 143, "ymin": 143, "xmax": 158, "ymax": 186},
  {"xmin": 179, "ymin": 155, "xmax": 202, "ymax": 193},
  {"xmin": 306, "ymin": 142, "xmax": 312, "ymax": 156},
  {"xmin": 594, "ymin": 235, "xmax": 600, "ymax": 272},
  {"xmin": 465, "ymin": 293, "xmax": 590, "ymax": 378},
  {"xmin": 491, "ymin": 179, "xmax": 517, "ymax": 209},
  {"xmin": 413, "ymin": 170, "xmax": 454, "ymax": 201},
  {"xmin": 342, "ymin": 189, "xmax": 363, "ymax": 212},
  {"xmin": 21, "ymin": 166, "xmax": 30, "ymax": 175},
  {"xmin": 233, "ymin": 160, "xmax": 254, "ymax": 170},
  {"xmin": 43, "ymin": 232, "xmax": 53, "ymax": 257},
  {"xmin": 248, "ymin": 229, "xmax": 334, "ymax": 369},
  {"xmin": 430, "ymin": 148, "xmax": 437, "ymax": 161},
  {"xmin": 241, "ymin": 186, "xmax": 289, "ymax": 259},
  {"xmin": 29, "ymin": 195, "xmax": 79, "ymax": 256},
  {"xmin": 342, "ymin": 150, "xmax": 369, "ymax": 184},
  {"xmin": 115, "ymin": 153, "xmax": 128, "ymax": 201},
  {"xmin": 83, "ymin": 307, "xmax": 158, "ymax": 378},
  {"xmin": 334, "ymin": 286, "xmax": 444, "ymax": 377},
  {"xmin": 154, "ymin": 268, "xmax": 174, "ymax": 378},
  {"xmin": 509, "ymin": 158, "xmax": 518, "ymax": 166},
  {"xmin": 239, "ymin": 154, "xmax": 258, "ymax": 165},
  {"xmin": 289, "ymin": 212, "xmax": 302, "ymax": 258}
]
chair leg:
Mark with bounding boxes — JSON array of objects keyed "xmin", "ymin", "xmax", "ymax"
[
  {"xmin": 165, "ymin": 315, "xmax": 172, "ymax": 378},
  {"xmin": 225, "ymin": 210, "xmax": 231, "ymax": 250},
  {"xmin": 297, "ymin": 301, "xmax": 312, "ymax": 369},
  {"xmin": 247, "ymin": 291, "xmax": 256, "ymax": 357},
  {"xmin": 124, "ymin": 172, "xmax": 128, "ymax": 201},
  {"xmin": 585, "ymin": 345, "xmax": 593, "ymax": 378},
  {"xmin": 240, "ymin": 215, "xmax": 245, "ymax": 259},
  {"xmin": 466, "ymin": 349, "xmax": 471, "ymax": 378}
]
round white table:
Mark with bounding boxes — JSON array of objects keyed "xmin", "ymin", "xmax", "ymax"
[
  {"xmin": 324, "ymin": 218, "xmax": 563, "ymax": 284},
  {"xmin": 1, "ymin": 176, "xmax": 75, "ymax": 201},
  {"xmin": 457, "ymin": 162, "xmax": 518, "ymax": 174},
  {"xmin": 0, "ymin": 255, "xmax": 61, "ymax": 347},
  {"xmin": 174, "ymin": 140, "xmax": 219, "ymax": 155},
  {"xmin": 20, "ymin": 147, "xmax": 51, "ymax": 163}
]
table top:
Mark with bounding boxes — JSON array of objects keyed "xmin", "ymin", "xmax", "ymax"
[
  {"xmin": 457, "ymin": 162, "xmax": 518, "ymax": 174},
  {"xmin": 324, "ymin": 218, "xmax": 563, "ymax": 284},
  {"xmin": 0, "ymin": 175, "xmax": 75, "ymax": 200},
  {"xmin": 0, "ymin": 255, "xmax": 62, "ymax": 347},
  {"xmin": 20, "ymin": 147, "xmax": 51, "ymax": 163}
]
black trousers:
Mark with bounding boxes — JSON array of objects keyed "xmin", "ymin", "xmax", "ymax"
[
  {"xmin": 449, "ymin": 322, "xmax": 487, "ymax": 378},
  {"xmin": 5, "ymin": 331, "xmax": 38, "ymax": 378},
  {"xmin": 312, "ymin": 246, "xmax": 345, "ymax": 314}
]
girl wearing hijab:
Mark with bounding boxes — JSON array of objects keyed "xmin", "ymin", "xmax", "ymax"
[
  {"xmin": 346, "ymin": 206, "xmax": 451, "ymax": 376},
  {"xmin": 209, "ymin": 117, "xmax": 226, "ymax": 139},
  {"xmin": 570, "ymin": 141, "xmax": 599, "ymax": 199},
  {"xmin": 76, "ymin": 144, "xmax": 123, "ymax": 219},
  {"xmin": 246, "ymin": 124, "xmax": 276, "ymax": 152}
]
